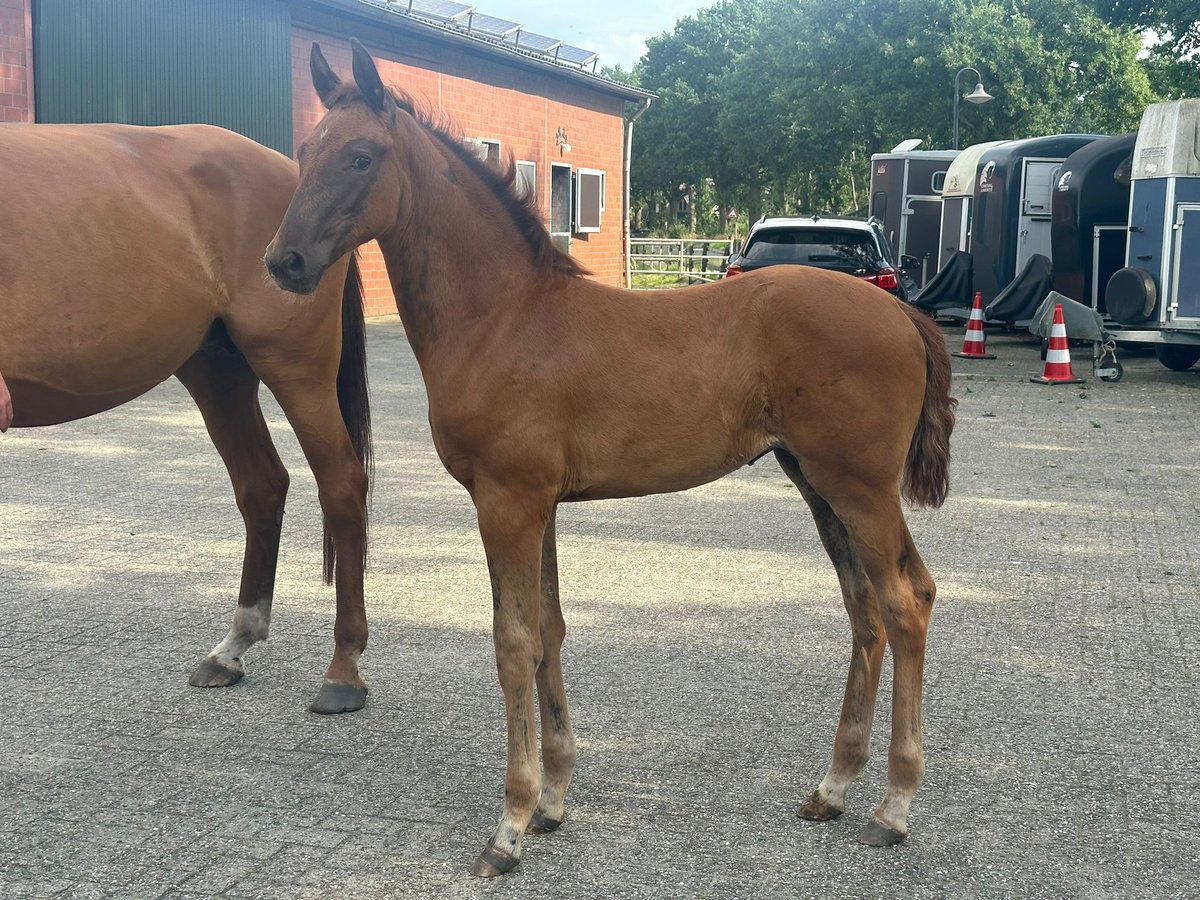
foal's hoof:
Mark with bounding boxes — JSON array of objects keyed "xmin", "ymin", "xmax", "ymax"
[
  {"xmin": 309, "ymin": 680, "xmax": 368, "ymax": 715},
  {"xmin": 468, "ymin": 842, "xmax": 520, "ymax": 878},
  {"xmin": 858, "ymin": 817, "xmax": 907, "ymax": 847},
  {"xmin": 527, "ymin": 811, "xmax": 564, "ymax": 834},
  {"xmin": 188, "ymin": 657, "xmax": 244, "ymax": 688},
  {"xmin": 798, "ymin": 791, "xmax": 844, "ymax": 822}
]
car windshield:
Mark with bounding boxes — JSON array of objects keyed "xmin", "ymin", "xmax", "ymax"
[{"xmin": 744, "ymin": 228, "xmax": 879, "ymax": 267}]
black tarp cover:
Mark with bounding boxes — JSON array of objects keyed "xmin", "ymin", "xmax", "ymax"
[
  {"xmin": 913, "ymin": 251, "xmax": 973, "ymax": 315},
  {"xmin": 1028, "ymin": 291, "xmax": 1108, "ymax": 341},
  {"xmin": 984, "ymin": 253, "xmax": 1053, "ymax": 324}
]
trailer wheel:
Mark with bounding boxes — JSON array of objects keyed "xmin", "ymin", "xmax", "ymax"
[
  {"xmin": 1154, "ymin": 344, "xmax": 1200, "ymax": 371},
  {"xmin": 1099, "ymin": 362, "xmax": 1123, "ymax": 383}
]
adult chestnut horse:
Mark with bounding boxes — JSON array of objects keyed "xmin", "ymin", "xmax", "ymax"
[
  {"xmin": 1, "ymin": 123, "xmax": 371, "ymax": 714},
  {"xmin": 268, "ymin": 40, "xmax": 956, "ymax": 874}
]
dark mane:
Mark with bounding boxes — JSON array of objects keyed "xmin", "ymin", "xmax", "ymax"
[{"xmin": 326, "ymin": 81, "xmax": 589, "ymax": 279}]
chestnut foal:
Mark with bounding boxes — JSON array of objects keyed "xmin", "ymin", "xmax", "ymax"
[{"xmin": 267, "ymin": 40, "xmax": 956, "ymax": 874}]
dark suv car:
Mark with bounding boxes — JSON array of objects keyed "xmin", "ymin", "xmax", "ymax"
[{"xmin": 724, "ymin": 215, "xmax": 916, "ymax": 301}]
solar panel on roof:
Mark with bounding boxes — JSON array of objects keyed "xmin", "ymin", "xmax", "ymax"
[
  {"xmin": 408, "ymin": 0, "xmax": 473, "ymax": 23},
  {"xmin": 556, "ymin": 45, "xmax": 597, "ymax": 66},
  {"xmin": 467, "ymin": 12, "xmax": 520, "ymax": 38},
  {"xmin": 508, "ymin": 31, "xmax": 562, "ymax": 54}
]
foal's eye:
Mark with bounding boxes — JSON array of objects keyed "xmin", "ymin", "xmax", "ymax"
[{"xmin": 352, "ymin": 155, "xmax": 372, "ymax": 171}]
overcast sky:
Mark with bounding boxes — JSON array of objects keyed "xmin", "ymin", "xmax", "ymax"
[{"xmin": 481, "ymin": 1, "xmax": 711, "ymax": 71}]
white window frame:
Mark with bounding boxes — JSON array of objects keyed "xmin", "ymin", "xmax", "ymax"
[
  {"xmin": 574, "ymin": 167, "xmax": 605, "ymax": 234},
  {"xmin": 515, "ymin": 159, "xmax": 537, "ymax": 203},
  {"xmin": 464, "ymin": 138, "xmax": 501, "ymax": 165},
  {"xmin": 549, "ymin": 162, "xmax": 573, "ymax": 237}
]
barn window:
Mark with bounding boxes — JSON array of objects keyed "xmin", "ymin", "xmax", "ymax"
[
  {"xmin": 932, "ymin": 171, "xmax": 947, "ymax": 194},
  {"xmin": 574, "ymin": 168, "xmax": 604, "ymax": 234},
  {"xmin": 516, "ymin": 160, "xmax": 537, "ymax": 203},
  {"xmin": 464, "ymin": 138, "xmax": 501, "ymax": 166}
]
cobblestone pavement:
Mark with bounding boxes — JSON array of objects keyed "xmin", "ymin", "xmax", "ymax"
[{"xmin": 2, "ymin": 318, "xmax": 1199, "ymax": 899}]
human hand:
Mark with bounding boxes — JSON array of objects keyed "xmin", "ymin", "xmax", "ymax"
[{"xmin": 0, "ymin": 372, "xmax": 11, "ymax": 432}]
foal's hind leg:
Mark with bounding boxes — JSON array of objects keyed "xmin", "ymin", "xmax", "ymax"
[
  {"xmin": 775, "ymin": 451, "xmax": 887, "ymax": 823},
  {"xmin": 827, "ymin": 490, "xmax": 936, "ymax": 846},
  {"xmin": 529, "ymin": 506, "xmax": 577, "ymax": 834},
  {"xmin": 177, "ymin": 349, "xmax": 289, "ymax": 689}
]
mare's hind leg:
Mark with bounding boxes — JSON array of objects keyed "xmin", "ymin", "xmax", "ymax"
[
  {"xmin": 775, "ymin": 451, "xmax": 887, "ymax": 823},
  {"xmin": 177, "ymin": 347, "xmax": 289, "ymax": 689},
  {"xmin": 529, "ymin": 506, "xmax": 577, "ymax": 834},
  {"xmin": 254, "ymin": 369, "xmax": 369, "ymax": 714}
]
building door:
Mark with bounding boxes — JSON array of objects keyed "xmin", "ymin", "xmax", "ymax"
[{"xmin": 32, "ymin": 0, "xmax": 292, "ymax": 154}]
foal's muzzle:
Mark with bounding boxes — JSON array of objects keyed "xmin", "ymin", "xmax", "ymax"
[{"xmin": 265, "ymin": 244, "xmax": 324, "ymax": 295}]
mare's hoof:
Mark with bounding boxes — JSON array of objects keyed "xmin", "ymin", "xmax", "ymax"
[
  {"xmin": 858, "ymin": 817, "xmax": 907, "ymax": 847},
  {"xmin": 468, "ymin": 842, "xmax": 520, "ymax": 878},
  {"xmin": 309, "ymin": 680, "xmax": 368, "ymax": 715},
  {"xmin": 527, "ymin": 811, "xmax": 563, "ymax": 834},
  {"xmin": 189, "ymin": 657, "xmax": 244, "ymax": 688},
  {"xmin": 798, "ymin": 791, "xmax": 844, "ymax": 822}
]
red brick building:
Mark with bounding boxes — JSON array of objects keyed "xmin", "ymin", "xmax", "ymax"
[{"xmin": 1, "ymin": 0, "xmax": 651, "ymax": 316}]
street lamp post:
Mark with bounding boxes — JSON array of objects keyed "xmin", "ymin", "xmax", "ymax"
[{"xmin": 953, "ymin": 66, "xmax": 994, "ymax": 150}]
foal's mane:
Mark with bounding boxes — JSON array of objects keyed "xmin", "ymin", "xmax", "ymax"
[{"xmin": 327, "ymin": 81, "xmax": 589, "ymax": 278}]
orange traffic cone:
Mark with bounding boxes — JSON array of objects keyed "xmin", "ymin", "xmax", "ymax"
[
  {"xmin": 1031, "ymin": 303, "xmax": 1085, "ymax": 385},
  {"xmin": 953, "ymin": 292, "xmax": 996, "ymax": 359}
]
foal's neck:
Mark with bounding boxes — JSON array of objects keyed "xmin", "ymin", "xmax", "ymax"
[{"xmin": 378, "ymin": 117, "xmax": 543, "ymax": 355}]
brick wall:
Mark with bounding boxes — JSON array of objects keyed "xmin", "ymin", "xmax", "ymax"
[
  {"xmin": 0, "ymin": 0, "xmax": 32, "ymax": 122},
  {"xmin": 291, "ymin": 14, "xmax": 629, "ymax": 318}
]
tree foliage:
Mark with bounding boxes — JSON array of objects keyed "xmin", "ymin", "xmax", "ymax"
[{"xmin": 631, "ymin": 0, "xmax": 1177, "ymax": 234}]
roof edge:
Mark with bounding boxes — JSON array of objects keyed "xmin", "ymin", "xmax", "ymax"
[{"xmin": 299, "ymin": 0, "xmax": 654, "ymax": 102}]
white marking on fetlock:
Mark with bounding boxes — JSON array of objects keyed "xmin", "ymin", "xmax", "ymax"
[
  {"xmin": 206, "ymin": 602, "xmax": 271, "ymax": 670},
  {"xmin": 874, "ymin": 788, "xmax": 915, "ymax": 834},
  {"xmin": 490, "ymin": 820, "xmax": 525, "ymax": 860}
]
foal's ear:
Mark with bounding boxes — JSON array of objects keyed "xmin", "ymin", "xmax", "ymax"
[
  {"xmin": 310, "ymin": 42, "xmax": 341, "ymax": 108},
  {"xmin": 350, "ymin": 38, "xmax": 390, "ymax": 114}
]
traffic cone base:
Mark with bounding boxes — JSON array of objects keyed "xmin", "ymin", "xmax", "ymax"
[
  {"xmin": 954, "ymin": 291, "xmax": 995, "ymax": 359},
  {"xmin": 1032, "ymin": 303, "xmax": 1084, "ymax": 385}
]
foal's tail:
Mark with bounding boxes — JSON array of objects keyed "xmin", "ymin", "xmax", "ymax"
[
  {"xmin": 324, "ymin": 252, "xmax": 373, "ymax": 584},
  {"xmin": 900, "ymin": 304, "xmax": 957, "ymax": 508}
]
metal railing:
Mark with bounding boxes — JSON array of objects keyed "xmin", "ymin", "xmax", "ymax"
[{"xmin": 630, "ymin": 238, "xmax": 736, "ymax": 288}]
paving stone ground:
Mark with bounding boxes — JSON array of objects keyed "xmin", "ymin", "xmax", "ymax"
[{"xmin": 2, "ymin": 318, "xmax": 1199, "ymax": 899}]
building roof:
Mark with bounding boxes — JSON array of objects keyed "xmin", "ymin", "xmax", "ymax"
[{"xmin": 308, "ymin": 0, "xmax": 654, "ymax": 102}]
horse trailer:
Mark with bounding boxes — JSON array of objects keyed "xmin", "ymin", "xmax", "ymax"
[
  {"xmin": 869, "ymin": 143, "xmax": 959, "ymax": 288},
  {"xmin": 1104, "ymin": 99, "xmax": 1200, "ymax": 370},
  {"xmin": 937, "ymin": 140, "xmax": 1009, "ymax": 271},
  {"xmin": 1050, "ymin": 132, "xmax": 1136, "ymax": 314},
  {"xmin": 970, "ymin": 134, "xmax": 1103, "ymax": 304}
]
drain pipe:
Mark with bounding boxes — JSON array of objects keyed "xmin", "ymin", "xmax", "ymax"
[{"xmin": 624, "ymin": 97, "xmax": 653, "ymax": 289}]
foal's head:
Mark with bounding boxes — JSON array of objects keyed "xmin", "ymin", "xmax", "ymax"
[{"xmin": 267, "ymin": 40, "xmax": 407, "ymax": 294}]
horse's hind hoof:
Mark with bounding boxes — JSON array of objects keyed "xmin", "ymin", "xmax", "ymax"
[
  {"xmin": 309, "ymin": 679, "xmax": 368, "ymax": 715},
  {"xmin": 798, "ymin": 791, "xmax": 844, "ymax": 822},
  {"xmin": 189, "ymin": 656, "xmax": 244, "ymax": 688},
  {"xmin": 527, "ymin": 811, "xmax": 563, "ymax": 834},
  {"xmin": 858, "ymin": 817, "xmax": 907, "ymax": 847},
  {"xmin": 468, "ymin": 842, "xmax": 520, "ymax": 877}
]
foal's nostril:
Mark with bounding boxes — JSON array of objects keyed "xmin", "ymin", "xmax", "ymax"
[{"xmin": 281, "ymin": 250, "xmax": 307, "ymax": 279}]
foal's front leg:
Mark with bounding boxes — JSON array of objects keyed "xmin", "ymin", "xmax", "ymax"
[
  {"xmin": 469, "ymin": 486, "xmax": 553, "ymax": 877},
  {"xmin": 530, "ymin": 507, "xmax": 577, "ymax": 832}
]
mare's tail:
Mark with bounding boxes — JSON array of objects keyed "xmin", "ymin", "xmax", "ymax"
[
  {"xmin": 324, "ymin": 252, "xmax": 373, "ymax": 583},
  {"xmin": 899, "ymin": 304, "xmax": 957, "ymax": 508}
]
